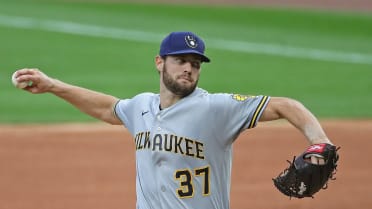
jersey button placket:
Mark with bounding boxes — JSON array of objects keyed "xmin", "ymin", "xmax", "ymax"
[
  {"xmin": 161, "ymin": 185, "xmax": 166, "ymax": 192},
  {"xmin": 155, "ymin": 112, "xmax": 163, "ymax": 132},
  {"xmin": 154, "ymin": 112, "xmax": 167, "ymax": 195}
]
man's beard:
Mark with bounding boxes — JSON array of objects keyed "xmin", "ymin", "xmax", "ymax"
[{"xmin": 162, "ymin": 65, "xmax": 198, "ymax": 97}]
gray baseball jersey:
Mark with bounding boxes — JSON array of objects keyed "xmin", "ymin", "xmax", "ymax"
[{"xmin": 114, "ymin": 87, "xmax": 270, "ymax": 209}]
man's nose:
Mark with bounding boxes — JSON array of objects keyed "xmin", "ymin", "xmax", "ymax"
[{"xmin": 182, "ymin": 62, "xmax": 193, "ymax": 72}]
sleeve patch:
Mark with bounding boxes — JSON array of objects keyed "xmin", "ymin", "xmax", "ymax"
[{"xmin": 232, "ymin": 94, "xmax": 255, "ymax": 102}]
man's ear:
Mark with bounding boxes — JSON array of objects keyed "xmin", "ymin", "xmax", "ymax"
[{"xmin": 155, "ymin": 55, "xmax": 164, "ymax": 73}]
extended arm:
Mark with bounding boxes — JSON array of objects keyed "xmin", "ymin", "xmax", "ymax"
[
  {"xmin": 260, "ymin": 97, "xmax": 332, "ymax": 145},
  {"xmin": 14, "ymin": 68, "xmax": 122, "ymax": 125}
]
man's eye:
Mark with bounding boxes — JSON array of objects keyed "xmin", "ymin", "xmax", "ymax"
[
  {"xmin": 176, "ymin": 58, "xmax": 186, "ymax": 64},
  {"xmin": 192, "ymin": 62, "xmax": 201, "ymax": 69}
]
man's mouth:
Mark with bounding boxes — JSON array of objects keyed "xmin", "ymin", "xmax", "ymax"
[{"xmin": 178, "ymin": 75, "xmax": 193, "ymax": 82}]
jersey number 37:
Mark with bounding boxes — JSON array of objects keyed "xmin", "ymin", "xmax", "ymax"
[{"xmin": 174, "ymin": 165, "xmax": 210, "ymax": 198}]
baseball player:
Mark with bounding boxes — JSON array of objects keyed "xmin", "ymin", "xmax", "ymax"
[{"xmin": 14, "ymin": 31, "xmax": 333, "ymax": 209}]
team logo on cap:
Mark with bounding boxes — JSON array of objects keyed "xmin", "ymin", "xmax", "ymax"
[{"xmin": 185, "ymin": 35, "xmax": 198, "ymax": 48}]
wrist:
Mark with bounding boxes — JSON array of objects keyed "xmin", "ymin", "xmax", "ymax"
[
  {"xmin": 49, "ymin": 79, "xmax": 73, "ymax": 96},
  {"xmin": 309, "ymin": 138, "xmax": 333, "ymax": 145}
]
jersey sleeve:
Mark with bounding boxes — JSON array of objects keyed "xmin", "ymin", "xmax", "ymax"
[
  {"xmin": 244, "ymin": 95, "xmax": 270, "ymax": 129},
  {"xmin": 113, "ymin": 93, "xmax": 156, "ymax": 135},
  {"xmin": 114, "ymin": 98, "xmax": 133, "ymax": 131},
  {"xmin": 210, "ymin": 94, "xmax": 270, "ymax": 141}
]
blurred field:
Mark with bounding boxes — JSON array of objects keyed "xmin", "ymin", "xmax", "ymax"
[
  {"xmin": 0, "ymin": 0, "xmax": 372, "ymax": 123},
  {"xmin": 0, "ymin": 1, "xmax": 371, "ymax": 209},
  {"xmin": 0, "ymin": 120, "xmax": 371, "ymax": 209}
]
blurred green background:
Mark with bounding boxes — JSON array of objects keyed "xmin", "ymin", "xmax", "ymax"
[{"xmin": 0, "ymin": 0, "xmax": 371, "ymax": 123}]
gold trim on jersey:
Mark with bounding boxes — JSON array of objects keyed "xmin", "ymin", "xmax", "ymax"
[
  {"xmin": 194, "ymin": 165, "xmax": 211, "ymax": 196},
  {"xmin": 174, "ymin": 168, "xmax": 195, "ymax": 198},
  {"xmin": 248, "ymin": 96, "xmax": 269, "ymax": 129},
  {"xmin": 134, "ymin": 132, "xmax": 205, "ymax": 160},
  {"xmin": 174, "ymin": 165, "xmax": 211, "ymax": 198}
]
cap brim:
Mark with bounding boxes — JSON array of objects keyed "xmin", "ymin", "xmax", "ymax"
[{"xmin": 165, "ymin": 50, "xmax": 210, "ymax": 63}]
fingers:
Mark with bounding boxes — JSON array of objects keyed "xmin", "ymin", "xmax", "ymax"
[
  {"xmin": 305, "ymin": 154, "xmax": 325, "ymax": 165},
  {"xmin": 14, "ymin": 68, "xmax": 40, "ymax": 83},
  {"xmin": 13, "ymin": 68, "xmax": 53, "ymax": 93},
  {"xmin": 14, "ymin": 68, "xmax": 39, "ymax": 77},
  {"xmin": 310, "ymin": 155, "xmax": 325, "ymax": 165}
]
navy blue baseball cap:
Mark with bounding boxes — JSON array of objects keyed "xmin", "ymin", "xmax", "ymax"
[{"xmin": 159, "ymin": 31, "xmax": 211, "ymax": 63}]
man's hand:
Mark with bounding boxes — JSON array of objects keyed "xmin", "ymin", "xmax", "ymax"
[
  {"xmin": 273, "ymin": 143, "xmax": 339, "ymax": 198},
  {"xmin": 13, "ymin": 68, "xmax": 55, "ymax": 94}
]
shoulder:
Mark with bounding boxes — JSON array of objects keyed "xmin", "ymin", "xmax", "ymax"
[
  {"xmin": 131, "ymin": 92, "xmax": 158, "ymax": 100},
  {"xmin": 120, "ymin": 92, "xmax": 158, "ymax": 103},
  {"xmin": 116, "ymin": 92, "xmax": 158, "ymax": 108},
  {"xmin": 195, "ymin": 88, "xmax": 236, "ymax": 103},
  {"xmin": 192, "ymin": 88, "xmax": 229, "ymax": 99}
]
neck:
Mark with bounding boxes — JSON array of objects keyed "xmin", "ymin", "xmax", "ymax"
[{"xmin": 159, "ymin": 86, "xmax": 183, "ymax": 109}]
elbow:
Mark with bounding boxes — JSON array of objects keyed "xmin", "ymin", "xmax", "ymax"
[
  {"xmin": 107, "ymin": 119, "xmax": 123, "ymax": 125},
  {"xmin": 101, "ymin": 114, "xmax": 123, "ymax": 125},
  {"xmin": 283, "ymin": 97, "xmax": 305, "ymax": 111},
  {"xmin": 91, "ymin": 109, "xmax": 122, "ymax": 125},
  {"xmin": 277, "ymin": 97, "xmax": 306, "ymax": 117}
]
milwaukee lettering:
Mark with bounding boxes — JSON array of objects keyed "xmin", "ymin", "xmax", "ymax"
[{"xmin": 134, "ymin": 131, "xmax": 205, "ymax": 160}]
